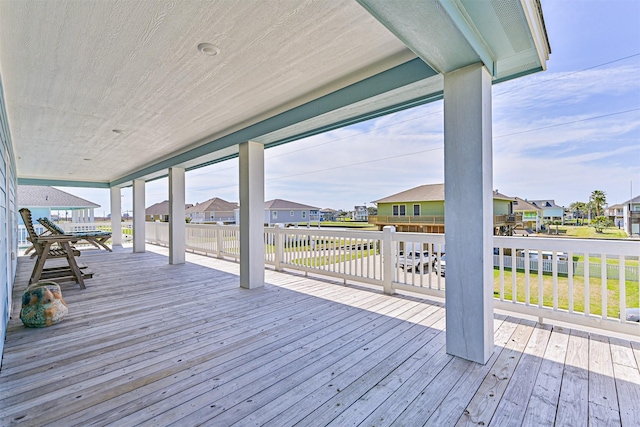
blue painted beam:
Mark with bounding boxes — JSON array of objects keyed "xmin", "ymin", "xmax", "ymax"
[{"xmin": 17, "ymin": 178, "xmax": 111, "ymax": 188}]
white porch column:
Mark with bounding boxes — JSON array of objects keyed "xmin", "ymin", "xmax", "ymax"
[
  {"xmin": 239, "ymin": 141, "xmax": 265, "ymax": 289},
  {"xmin": 132, "ymin": 179, "xmax": 146, "ymax": 253},
  {"xmin": 168, "ymin": 167, "xmax": 186, "ymax": 265},
  {"xmin": 444, "ymin": 63, "xmax": 494, "ymax": 364},
  {"xmin": 89, "ymin": 208, "xmax": 94, "ymax": 223},
  {"xmin": 110, "ymin": 187, "xmax": 123, "ymax": 246}
]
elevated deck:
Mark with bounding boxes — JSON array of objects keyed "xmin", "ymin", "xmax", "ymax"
[{"xmin": 1, "ymin": 246, "xmax": 638, "ymax": 426}]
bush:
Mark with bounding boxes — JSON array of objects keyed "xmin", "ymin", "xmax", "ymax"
[{"xmin": 591, "ymin": 216, "xmax": 611, "ymax": 233}]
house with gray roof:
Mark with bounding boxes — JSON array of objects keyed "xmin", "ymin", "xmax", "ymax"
[
  {"xmin": 370, "ymin": 183, "xmax": 519, "ymax": 235},
  {"xmin": 606, "ymin": 195, "xmax": 640, "ymax": 236},
  {"xmin": 146, "ymin": 200, "xmax": 194, "ymax": 222},
  {"xmin": 528, "ymin": 199, "xmax": 564, "ymax": 222},
  {"xmin": 234, "ymin": 199, "xmax": 320, "ymax": 226},
  {"xmin": 186, "ymin": 198, "xmax": 238, "ymax": 223},
  {"xmin": 18, "ymin": 185, "xmax": 100, "ymax": 224}
]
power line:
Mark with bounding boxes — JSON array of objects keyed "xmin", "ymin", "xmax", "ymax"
[
  {"xmin": 494, "ymin": 108, "xmax": 640, "ymax": 139},
  {"xmin": 494, "ymin": 52, "xmax": 640, "ymax": 97},
  {"xmin": 186, "ymin": 54, "xmax": 639, "ymax": 181}
]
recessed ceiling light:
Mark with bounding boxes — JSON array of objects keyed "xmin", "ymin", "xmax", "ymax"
[
  {"xmin": 198, "ymin": 43, "xmax": 220, "ymax": 56},
  {"xmin": 112, "ymin": 129, "xmax": 125, "ymax": 134}
]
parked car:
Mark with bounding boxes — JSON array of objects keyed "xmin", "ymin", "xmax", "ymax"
[
  {"xmin": 397, "ymin": 251, "xmax": 436, "ymax": 273},
  {"xmin": 625, "ymin": 308, "xmax": 639, "ymax": 322},
  {"xmin": 438, "ymin": 254, "xmax": 446, "ymax": 277}
]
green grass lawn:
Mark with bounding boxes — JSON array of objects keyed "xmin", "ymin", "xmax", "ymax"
[
  {"xmin": 494, "ymin": 269, "xmax": 639, "ymax": 318},
  {"xmin": 542, "ymin": 225, "xmax": 628, "ymax": 239}
]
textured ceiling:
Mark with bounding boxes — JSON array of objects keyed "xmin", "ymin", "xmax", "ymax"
[
  {"xmin": 0, "ymin": 0, "xmax": 549, "ymax": 187},
  {"xmin": 0, "ymin": 0, "xmax": 413, "ymax": 184}
]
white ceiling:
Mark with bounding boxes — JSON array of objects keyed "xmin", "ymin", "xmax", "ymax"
[{"xmin": 0, "ymin": 0, "xmax": 549, "ymax": 188}]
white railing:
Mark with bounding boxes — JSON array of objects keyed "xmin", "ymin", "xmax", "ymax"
[
  {"xmin": 143, "ymin": 222, "xmax": 640, "ymax": 336},
  {"xmin": 18, "ymin": 222, "xmax": 133, "ymax": 246},
  {"xmin": 493, "ymin": 236, "xmax": 639, "ymax": 335}
]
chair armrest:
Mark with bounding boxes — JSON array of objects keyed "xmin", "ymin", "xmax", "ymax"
[{"xmin": 34, "ymin": 235, "xmax": 77, "ymax": 243}]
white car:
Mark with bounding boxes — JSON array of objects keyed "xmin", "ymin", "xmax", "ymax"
[{"xmin": 397, "ymin": 251, "xmax": 436, "ymax": 273}]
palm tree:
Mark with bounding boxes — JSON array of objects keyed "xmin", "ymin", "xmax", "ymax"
[
  {"xmin": 569, "ymin": 201, "xmax": 587, "ymax": 224},
  {"xmin": 589, "ymin": 190, "xmax": 606, "ymax": 217}
]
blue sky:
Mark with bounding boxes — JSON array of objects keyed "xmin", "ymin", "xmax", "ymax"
[{"xmin": 64, "ymin": 0, "xmax": 640, "ymax": 215}]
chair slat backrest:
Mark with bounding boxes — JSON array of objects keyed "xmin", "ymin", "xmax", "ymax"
[
  {"xmin": 19, "ymin": 208, "xmax": 39, "ymax": 242},
  {"xmin": 37, "ymin": 217, "xmax": 66, "ymax": 235}
]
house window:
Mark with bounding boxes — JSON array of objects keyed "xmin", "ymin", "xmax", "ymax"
[
  {"xmin": 393, "ymin": 205, "xmax": 398, "ymax": 216},
  {"xmin": 272, "ymin": 211, "xmax": 278, "ymax": 219},
  {"xmin": 399, "ymin": 205, "xmax": 406, "ymax": 216},
  {"xmin": 290, "ymin": 211, "xmax": 294, "ymax": 216},
  {"xmin": 413, "ymin": 204, "xmax": 420, "ymax": 216},
  {"xmin": 302, "ymin": 211, "xmax": 307, "ymax": 219}
]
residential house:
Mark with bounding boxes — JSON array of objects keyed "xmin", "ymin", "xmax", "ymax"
[
  {"xmin": 622, "ymin": 195, "xmax": 640, "ymax": 236},
  {"xmin": 529, "ymin": 199, "xmax": 564, "ymax": 222},
  {"xmin": 235, "ymin": 199, "xmax": 320, "ymax": 226},
  {"xmin": 352, "ymin": 205, "xmax": 368, "ymax": 221},
  {"xmin": 18, "ymin": 185, "xmax": 100, "ymax": 224},
  {"xmin": 319, "ymin": 208, "xmax": 338, "ymax": 222},
  {"xmin": 145, "ymin": 200, "xmax": 194, "ymax": 222},
  {"xmin": 186, "ymin": 198, "xmax": 238, "ymax": 223},
  {"xmin": 512, "ymin": 197, "xmax": 542, "ymax": 231},
  {"xmin": 605, "ymin": 203, "xmax": 625, "ymax": 228},
  {"xmin": 370, "ymin": 183, "xmax": 520, "ymax": 235}
]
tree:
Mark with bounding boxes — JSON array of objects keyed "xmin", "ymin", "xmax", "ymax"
[
  {"xmin": 569, "ymin": 201, "xmax": 587, "ymax": 224},
  {"xmin": 367, "ymin": 206, "xmax": 377, "ymax": 216},
  {"xmin": 591, "ymin": 215, "xmax": 611, "ymax": 233},
  {"xmin": 589, "ymin": 190, "xmax": 606, "ymax": 217}
]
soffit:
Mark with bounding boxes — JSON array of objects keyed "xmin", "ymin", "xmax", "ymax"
[
  {"xmin": 0, "ymin": 0, "xmax": 414, "ymax": 184},
  {"xmin": 358, "ymin": 0, "xmax": 550, "ymax": 80}
]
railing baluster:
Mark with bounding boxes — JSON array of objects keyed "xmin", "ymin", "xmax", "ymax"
[
  {"xmin": 499, "ymin": 248, "xmax": 505, "ymax": 301},
  {"xmin": 552, "ymin": 251, "xmax": 558, "ymax": 311},
  {"xmin": 537, "ymin": 250, "xmax": 543, "ymax": 309},
  {"xmin": 584, "ymin": 252, "xmax": 590, "ymax": 316},
  {"xmin": 619, "ymin": 254, "xmax": 626, "ymax": 323},
  {"xmin": 511, "ymin": 247, "xmax": 517, "ymax": 303},
  {"xmin": 568, "ymin": 251, "xmax": 574, "ymax": 313},
  {"xmin": 601, "ymin": 254, "xmax": 607, "ymax": 320},
  {"xmin": 525, "ymin": 249, "xmax": 530, "ymax": 306}
]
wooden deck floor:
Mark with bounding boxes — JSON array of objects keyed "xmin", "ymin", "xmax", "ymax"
[{"xmin": 1, "ymin": 246, "xmax": 639, "ymax": 426}]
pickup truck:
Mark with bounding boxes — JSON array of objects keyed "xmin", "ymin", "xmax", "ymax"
[{"xmin": 397, "ymin": 251, "xmax": 437, "ymax": 273}]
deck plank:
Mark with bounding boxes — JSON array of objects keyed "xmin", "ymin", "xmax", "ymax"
[
  {"xmin": 555, "ymin": 329, "xmax": 590, "ymax": 427},
  {"xmin": 422, "ymin": 316, "xmax": 520, "ymax": 427},
  {"xmin": 489, "ymin": 323, "xmax": 552, "ymax": 426},
  {"xmin": 157, "ymin": 301, "xmax": 442, "ymax": 426},
  {"xmin": 609, "ymin": 337, "xmax": 640, "ymax": 427},
  {"xmin": 0, "ymin": 246, "xmax": 636, "ymax": 427},
  {"xmin": 454, "ymin": 320, "xmax": 536, "ymax": 426},
  {"xmin": 521, "ymin": 325, "xmax": 570, "ymax": 426},
  {"xmin": 588, "ymin": 334, "xmax": 621, "ymax": 426}
]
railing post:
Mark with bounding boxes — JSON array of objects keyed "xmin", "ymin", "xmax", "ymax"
[
  {"xmin": 216, "ymin": 223, "xmax": 224, "ymax": 258},
  {"xmin": 275, "ymin": 224, "xmax": 284, "ymax": 271},
  {"xmin": 382, "ymin": 225, "xmax": 395, "ymax": 295}
]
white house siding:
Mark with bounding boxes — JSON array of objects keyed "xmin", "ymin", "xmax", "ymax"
[{"xmin": 0, "ymin": 78, "xmax": 18, "ymax": 364}]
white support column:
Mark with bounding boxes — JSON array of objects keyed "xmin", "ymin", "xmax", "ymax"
[
  {"xmin": 89, "ymin": 208, "xmax": 94, "ymax": 223},
  {"xmin": 168, "ymin": 167, "xmax": 186, "ymax": 265},
  {"xmin": 132, "ymin": 179, "xmax": 146, "ymax": 253},
  {"xmin": 239, "ymin": 141, "xmax": 265, "ymax": 289},
  {"xmin": 444, "ymin": 63, "xmax": 494, "ymax": 364},
  {"xmin": 110, "ymin": 187, "xmax": 123, "ymax": 246}
]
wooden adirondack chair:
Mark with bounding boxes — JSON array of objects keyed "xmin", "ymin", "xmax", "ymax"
[
  {"xmin": 19, "ymin": 208, "xmax": 93, "ymax": 289},
  {"xmin": 37, "ymin": 217, "xmax": 112, "ymax": 252}
]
